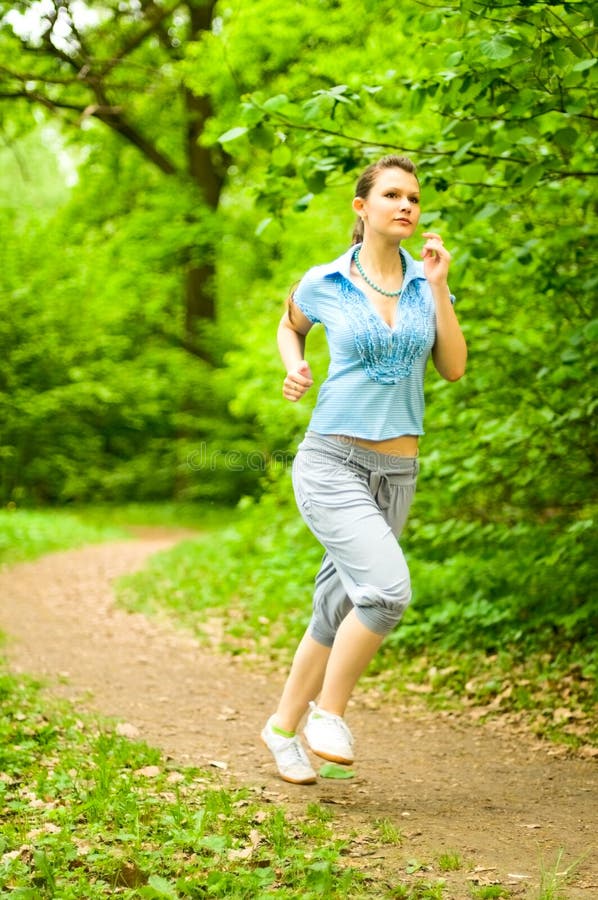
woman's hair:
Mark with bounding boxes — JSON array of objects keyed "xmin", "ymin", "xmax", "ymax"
[
  {"xmin": 351, "ymin": 154, "xmax": 418, "ymax": 245},
  {"xmin": 286, "ymin": 283, "xmax": 299, "ymax": 326}
]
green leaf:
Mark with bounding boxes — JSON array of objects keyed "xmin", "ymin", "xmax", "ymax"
[
  {"xmin": 584, "ymin": 320, "xmax": 598, "ymax": 342},
  {"xmin": 142, "ymin": 875, "xmax": 178, "ymax": 899},
  {"xmin": 572, "ymin": 58, "xmax": 596, "ymax": 72},
  {"xmin": 251, "ymin": 124, "xmax": 275, "ymax": 150},
  {"xmin": 479, "ymin": 35, "xmax": 514, "ymax": 62},
  {"xmin": 319, "ymin": 763, "xmax": 355, "ymax": 779},
  {"xmin": 446, "ymin": 51, "xmax": 463, "ymax": 66},
  {"xmin": 198, "ymin": 834, "xmax": 228, "ymax": 852},
  {"xmin": 452, "ymin": 140, "xmax": 474, "ymax": 163},
  {"xmin": 271, "ymin": 143, "xmax": 293, "ymax": 168},
  {"xmin": 420, "ymin": 12, "xmax": 442, "ymax": 30},
  {"xmin": 474, "ymin": 203, "xmax": 501, "ymax": 222},
  {"xmin": 303, "ymin": 169, "xmax": 327, "ymax": 194},
  {"xmin": 552, "ymin": 127, "xmax": 579, "ymax": 151},
  {"xmin": 218, "ymin": 126, "xmax": 249, "ymax": 144},
  {"xmin": 519, "ymin": 162, "xmax": 545, "ymax": 189},
  {"xmin": 239, "ymin": 101, "xmax": 265, "ymax": 127},
  {"xmin": 294, "ymin": 192, "xmax": 314, "ymax": 212},
  {"xmin": 255, "ymin": 217, "xmax": 273, "ymax": 237},
  {"xmin": 409, "ymin": 86, "xmax": 426, "ymax": 115},
  {"xmin": 263, "ymin": 93, "xmax": 290, "ymax": 112}
]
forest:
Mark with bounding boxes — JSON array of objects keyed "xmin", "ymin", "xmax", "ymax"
[
  {"xmin": 0, "ymin": 3, "xmax": 597, "ymax": 897},
  {"xmin": 0, "ymin": 0, "xmax": 596, "ymax": 721}
]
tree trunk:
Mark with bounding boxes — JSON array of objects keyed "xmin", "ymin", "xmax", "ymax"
[{"xmin": 183, "ymin": 0, "xmax": 224, "ymax": 346}]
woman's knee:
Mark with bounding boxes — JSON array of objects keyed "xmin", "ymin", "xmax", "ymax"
[
  {"xmin": 310, "ymin": 591, "xmax": 353, "ymax": 647},
  {"xmin": 352, "ymin": 578, "xmax": 412, "ymax": 635}
]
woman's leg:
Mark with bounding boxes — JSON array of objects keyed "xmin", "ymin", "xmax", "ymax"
[
  {"xmin": 301, "ymin": 610, "xmax": 383, "ymax": 765},
  {"xmin": 272, "ymin": 608, "xmax": 382, "ymax": 730},
  {"xmin": 264, "ymin": 437, "xmax": 417, "ymax": 778},
  {"xmin": 318, "ymin": 609, "xmax": 383, "ymax": 717},
  {"xmin": 273, "ymin": 628, "xmax": 331, "ymax": 733}
]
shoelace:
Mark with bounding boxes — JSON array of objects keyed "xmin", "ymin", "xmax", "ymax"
[
  {"xmin": 321, "ymin": 715, "xmax": 354, "ymax": 745},
  {"xmin": 279, "ymin": 736, "xmax": 310, "ymax": 768}
]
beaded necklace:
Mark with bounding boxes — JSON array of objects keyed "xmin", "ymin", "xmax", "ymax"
[{"xmin": 354, "ymin": 247, "xmax": 407, "ymax": 298}]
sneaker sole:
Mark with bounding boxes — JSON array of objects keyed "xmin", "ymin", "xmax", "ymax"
[
  {"xmin": 260, "ymin": 735, "xmax": 317, "ymax": 785},
  {"xmin": 306, "ymin": 745, "xmax": 354, "ymax": 766}
]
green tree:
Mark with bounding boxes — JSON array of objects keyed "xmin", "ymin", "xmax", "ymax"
[
  {"xmin": 0, "ymin": 0, "xmax": 228, "ymax": 354},
  {"xmin": 204, "ymin": 0, "xmax": 597, "ymax": 659}
]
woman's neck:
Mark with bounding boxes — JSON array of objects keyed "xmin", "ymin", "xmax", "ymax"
[{"xmin": 357, "ymin": 239, "xmax": 403, "ymax": 278}]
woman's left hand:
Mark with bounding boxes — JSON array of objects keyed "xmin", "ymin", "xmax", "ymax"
[{"xmin": 421, "ymin": 232, "xmax": 451, "ymax": 286}]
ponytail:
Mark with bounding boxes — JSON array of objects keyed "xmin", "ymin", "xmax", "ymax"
[
  {"xmin": 351, "ymin": 217, "xmax": 364, "ymax": 245},
  {"xmin": 286, "ymin": 284, "xmax": 299, "ymax": 325}
]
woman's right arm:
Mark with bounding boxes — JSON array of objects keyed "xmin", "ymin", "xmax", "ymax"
[{"xmin": 277, "ymin": 303, "xmax": 314, "ymax": 402}]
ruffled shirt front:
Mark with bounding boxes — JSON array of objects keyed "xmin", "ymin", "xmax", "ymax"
[{"xmin": 293, "ymin": 244, "xmax": 453, "ymax": 439}]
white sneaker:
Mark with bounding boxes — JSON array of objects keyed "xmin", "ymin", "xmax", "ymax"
[
  {"xmin": 304, "ymin": 701, "xmax": 354, "ymax": 765},
  {"xmin": 261, "ymin": 716, "xmax": 317, "ymax": 784}
]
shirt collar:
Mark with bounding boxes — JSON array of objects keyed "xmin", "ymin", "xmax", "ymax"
[{"xmin": 321, "ymin": 243, "xmax": 423, "ymax": 285}]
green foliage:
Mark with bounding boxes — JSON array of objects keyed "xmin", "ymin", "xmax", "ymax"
[
  {"xmin": 117, "ymin": 488, "xmax": 596, "ymax": 745},
  {"xmin": 0, "ymin": 139, "xmax": 260, "ymax": 505},
  {"xmin": 470, "ymin": 888, "xmax": 511, "ymax": 900},
  {"xmin": 0, "ymin": 0, "xmax": 595, "ymax": 728},
  {"xmin": 221, "ymin": 1, "xmax": 596, "ymax": 197},
  {"xmin": 437, "ymin": 853, "xmax": 462, "ymax": 873}
]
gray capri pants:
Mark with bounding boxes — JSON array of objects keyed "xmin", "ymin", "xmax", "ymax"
[{"xmin": 292, "ymin": 431, "xmax": 419, "ymax": 647}]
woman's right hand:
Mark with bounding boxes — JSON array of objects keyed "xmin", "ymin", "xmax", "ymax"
[{"xmin": 283, "ymin": 360, "xmax": 314, "ymax": 402}]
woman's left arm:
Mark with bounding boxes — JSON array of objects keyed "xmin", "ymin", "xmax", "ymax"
[{"xmin": 421, "ymin": 231, "xmax": 467, "ymax": 382}]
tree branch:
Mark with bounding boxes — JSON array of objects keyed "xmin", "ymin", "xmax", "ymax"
[
  {"xmin": 0, "ymin": 88, "xmax": 180, "ymax": 176},
  {"xmin": 0, "ymin": 64, "xmax": 82, "ymax": 86},
  {"xmin": 546, "ymin": 7, "xmax": 596, "ymax": 59},
  {"xmin": 0, "ymin": 89, "xmax": 85, "ymax": 113},
  {"xmin": 98, "ymin": 0, "xmax": 183, "ymax": 77},
  {"xmin": 269, "ymin": 113, "xmax": 597, "ymax": 178},
  {"xmin": 93, "ymin": 108, "xmax": 179, "ymax": 175},
  {"xmin": 267, "ymin": 112, "xmax": 530, "ymax": 164},
  {"xmin": 38, "ymin": 6, "xmax": 84, "ymax": 72}
]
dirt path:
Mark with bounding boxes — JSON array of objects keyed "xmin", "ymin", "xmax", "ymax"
[{"xmin": 0, "ymin": 533, "xmax": 596, "ymax": 899}]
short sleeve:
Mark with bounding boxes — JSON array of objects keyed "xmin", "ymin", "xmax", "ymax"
[
  {"xmin": 292, "ymin": 270, "xmax": 322, "ymax": 324},
  {"xmin": 450, "ymin": 291, "xmax": 456, "ymax": 305}
]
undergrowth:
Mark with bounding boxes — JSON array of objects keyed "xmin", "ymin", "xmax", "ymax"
[
  {"xmin": 1, "ymin": 504, "xmax": 592, "ymax": 896},
  {"xmin": 115, "ymin": 486, "xmax": 597, "ymax": 749}
]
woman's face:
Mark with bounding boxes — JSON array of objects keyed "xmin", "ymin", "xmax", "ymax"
[{"xmin": 353, "ymin": 167, "xmax": 421, "ymax": 242}]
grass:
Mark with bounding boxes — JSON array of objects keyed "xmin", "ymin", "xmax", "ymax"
[
  {"xmin": 470, "ymin": 888, "xmax": 511, "ymax": 899},
  {"xmin": 74, "ymin": 501, "xmax": 231, "ymax": 531},
  {"xmin": 0, "ymin": 665, "xmax": 372, "ymax": 899},
  {"xmin": 1, "ymin": 505, "xmax": 591, "ymax": 898},
  {"xmin": 375, "ymin": 819, "xmax": 404, "ymax": 846},
  {"xmin": 0, "ymin": 501, "xmax": 229, "ymax": 569},
  {"xmin": 536, "ymin": 849, "xmax": 581, "ymax": 900},
  {"xmin": 0, "ymin": 507, "xmax": 127, "ymax": 567},
  {"xmin": 437, "ymin": 852, "xmax": 462, "ymax": 873},
  {"xmin": 2, "ymin": 662, "xmax": 538, "ymax": 900}
]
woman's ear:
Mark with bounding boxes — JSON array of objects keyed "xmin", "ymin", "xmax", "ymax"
[{"xmin": 352, "ymin": 196, "xmax": 365, "ymax": 217}]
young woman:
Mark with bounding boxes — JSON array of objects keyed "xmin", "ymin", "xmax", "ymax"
[{"xmin": 262, "ymin": 155, "xmax": 467, "ymax": 784}]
